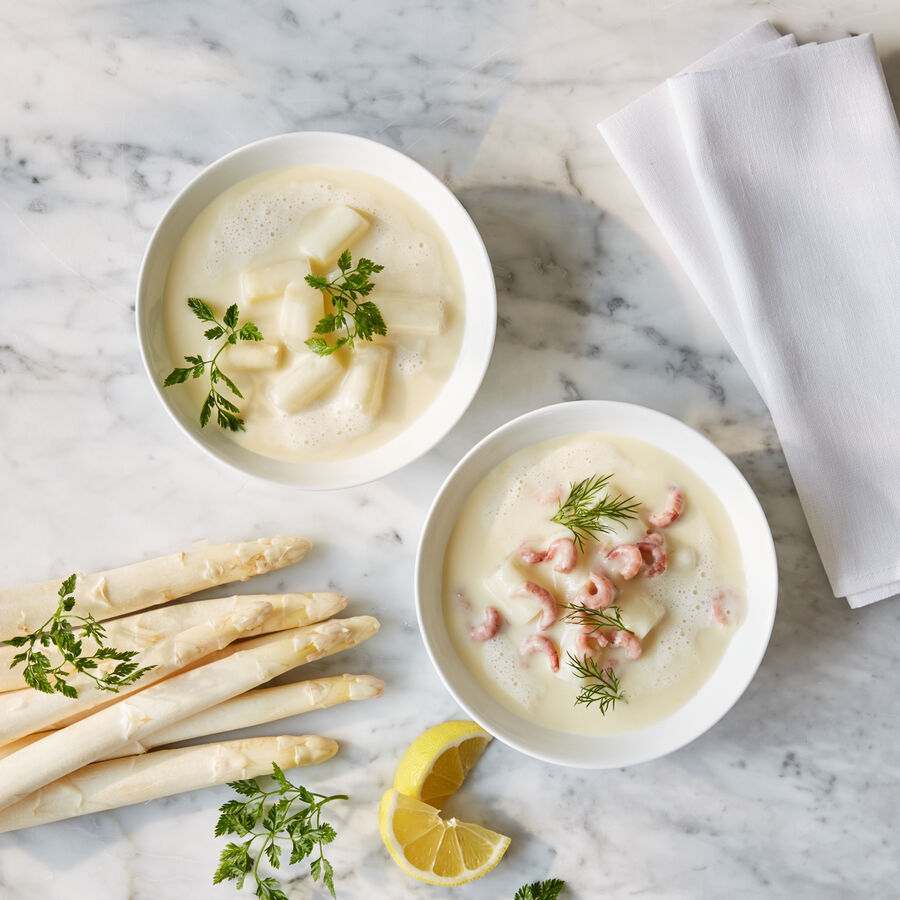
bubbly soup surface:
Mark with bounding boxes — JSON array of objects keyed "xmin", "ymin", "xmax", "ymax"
[
  {"xmin": 163, "ymin": 165, "xmax": 465, "ymax": 462},
  {"xmin": 442, "ymin": 433, "xmax": 746, "ymax": 736}
]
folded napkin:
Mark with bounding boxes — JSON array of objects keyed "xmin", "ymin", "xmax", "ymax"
[{"xmin": 600, "ymin": 24, "xmax": 900, "ymax": 607}]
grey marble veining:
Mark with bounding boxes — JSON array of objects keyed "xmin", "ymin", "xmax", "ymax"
[{"xmin": 2, "ymin": 1, "xmax": 899, "ymax": 897}]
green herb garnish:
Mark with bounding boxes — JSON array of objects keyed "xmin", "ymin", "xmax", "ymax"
[
  {"xmin": 213, "ymin": 762, "xmax": 345, "ymax": 899},
  {"xmin": 3, "ymin": 575, "xmax": 155, "ymax": 699},
  {"xmin": 515, "ymin": 878, "xmax": 567, "ymax": 900},
  {"xmin": 305, "ymin": 250, "xmax": 385, "ymax": 356},
  {"xmin": 551, "ymin": 475, "xmax": 640, "ymax": 551},
  {"xmin": 567, "ymin": 653, "xmax": 626, "ymax": 714},
  {"xmin": 562, "ymin": 602, "xmax": 633, "ymax": 635},
  {"xmin": 163, "ymin": 298, "xmax": 263, "ymax": 432}
]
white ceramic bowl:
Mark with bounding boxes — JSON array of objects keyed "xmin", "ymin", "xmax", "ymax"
[
  {"xmin": 416, "ymin": 400, "xmax": 778, "ymax": 768},
  {"xmin": 136, "ymin": 132, "xmax": 496, "ymax": 488}
]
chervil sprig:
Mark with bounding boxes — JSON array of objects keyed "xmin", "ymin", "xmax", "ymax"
[
  {"xmin": 3, "ymin": 575, "xmax": 155, "ymax": 699},
  {"xmin": 213, "ymin": 762, "xmax": 346, "ymax": 899},
  {"xmin": 305, "ymin": 250, "xmax": 386, "ymax": 356},
  {"xmin": 562, "ymin": 602, "xmax": 633, "ymax": 635},
  {"xmin": 163, "ymin": 298, "xmax": 263, "ymax": 432},
  {"xmin": 567, "ymin": 653, "xmax": 626, "ymax": 714},
  {"xmin": 551, "ymin": 475, "xmax": 640, "ymax": 551},
  {"xmin": 515, "ymin": 879, "xmax": 567, "ymax": 900}
]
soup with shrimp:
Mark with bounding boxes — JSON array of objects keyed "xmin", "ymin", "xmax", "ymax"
[{"xmin": 442, "ymin": 433, "xmax": 745, "ymax": 736}]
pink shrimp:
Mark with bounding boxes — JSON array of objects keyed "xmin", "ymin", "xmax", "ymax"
[
  {"xmin": 710, "ymin": 589, "xmax": 736, "ymax": 625},
  {"xmin": 574, "ymin": 571, "xmax": 617, "ymax": 610},
  {"xmin": 537, "ymin": 485, "xmax": 565, "ymax": 505},
  {"xmin": 574, "ymin": 624, "xmax": 610, "ymax": 657},
  {"xmin": 518, "ymin": 537, "xmax": 578, "ymax": 574},
  {"xmin": 468, "ymin": 606, "xmax": 502, "ymax": 642},
  {"xmin": 512, "ymin": 582, "xmax": 559, "ymax": 630},
  {"xmin": 636, "ymin": 532, "xmax": 667, "ymax": 578},
  {"xmin": 545, "ymin": 537, "xmax": 577, "ymax": 573},
  {"xmin": 605, "ymin": 544, "xmax": 643, "ymax": 580},
  {"xmin": 518, "ymin": 542, "xmax": 547, "ymax": 565},
  {"xmin": 612, "ymin": 629, "xmax": 643, "ymax": 660},
  {"xmin": 519, "ymin": 634, "xmax": 560, "ymax": 672},
  {"xmin": 648, "ymin": 486, "xmax": 685, "ymax": 529}
]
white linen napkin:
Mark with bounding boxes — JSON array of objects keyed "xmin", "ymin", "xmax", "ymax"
[{"xmin": 600, "ymin": 25, "xmax": 900, "ymax": 607}]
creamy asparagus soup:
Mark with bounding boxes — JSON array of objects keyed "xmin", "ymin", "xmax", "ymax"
[
  {"xmin": 163, "ymin": 165, "xmax": 465, "ymax": 462},
  {"xmin": 443, "ymin": 433, "xmax": 745, "ymax": 736}
]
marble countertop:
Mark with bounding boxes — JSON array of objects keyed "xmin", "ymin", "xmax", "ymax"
[{"xmin": 2, "ymin": 1, "xmax": 899, "ymax": 897}]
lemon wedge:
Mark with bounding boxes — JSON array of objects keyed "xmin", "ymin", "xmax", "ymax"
[
  {"xmin": 380, "ymin": 721, "xmax": 509, "ymax": 885},
  {"xmin": 378, "ymin": 789, "xmax": 510, "ymax": 886},
  {"xmin": 393, "ymin": 720, "xmax": 492, "ymax": 809}
]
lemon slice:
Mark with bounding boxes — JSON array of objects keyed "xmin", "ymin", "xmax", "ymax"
[
  {"xmin": 393, "ymin": 720, "xmax": 492, "ymax": 809},
  {"xmin": 379, "ymin": 789, "xmax": 510, "ymax": 886}
]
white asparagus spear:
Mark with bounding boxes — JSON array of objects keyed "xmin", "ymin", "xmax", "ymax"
[
  {"xmin": 0, "ymin": 600, "xmax": 273, "ymax": 746},
  {"xmin": 225, "ymin": 341, "xmax": 283, "ymax": 370},
  {"xmin": 379, "ymin": 294, "xmax": 445, "ymax": 335},
  {"xmin": 0, "ymin": 735, "xmax": 338, "ymax": 833},
  {"xmin": 110, "ymin": 591, "xmax": 345, "ymax": 647},
  {"xmin": 241, "ymin": 259, "xmax": 311, "ymax": 304},
  {"xmin": 0, "ymin": 616, "xmax": 378, "ymax": 812},
  {"xmin": 270, "ymin": 352, "xmax": 344, "ymax": 414},
  {"xmin": 335, "ymin": 344, "xmax": 390, "ymax": 417},
  {"xmin": 298, "ymin": 205, "xmax": 369, "ymax": 266},
  {"xmin": 0, "ymin": 592, "xmax": 346, "ymax": 694},
  {"xmin": 0, "ymin": 673, "xmax": 384, "ymax": 761},
  {"xmin": 142, "ymin": 673, "xmax": 383, "ymax": 749},
  {"xmin": 280, "ymin": 279, "xmax": 325, "ymax": 352},
  {"xmin": 619, "ymin": 594, "xmax": 665, "ymax": 640},
  {"xmin": 0, "ymin": 536, "xmax": 311, "ymax": 642},
  {"xmin": 164, "ymin": 617, "xmax": 379, "ymax": 676},
  {"xmin": 485, "ymin": 555, "xmax": 540, "ymax": 626}
]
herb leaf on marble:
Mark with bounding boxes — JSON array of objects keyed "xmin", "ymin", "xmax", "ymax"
[
  {"xmin": 3, "ymin": 575, "xmax": 155, "ymax": 698},
  {"xmin": 213, "ymin": 762, "xmax": 346, "ymax": 899},
  {"xmin": 305, "ymin": 250, "xmax": 386, "ymax": 356},
  {"xmin": 515, "ymin": 878, "xmax": 567, "ymax": 900},
  {"xmin": 163, "ymin": 298, "xmax": 263, "ymax": 432},
  {"xmin": 551, "ymin": 475, "xmax": 640, "ymax": 551}
]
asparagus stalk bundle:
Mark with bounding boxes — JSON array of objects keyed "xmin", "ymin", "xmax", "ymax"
[
  {"xmin": 0, "ymin": 591, "xmax": 346, "ymax": 694},
  {"xmin": 0, "ymin": 735, "xmax": 338, "ymax": 833},
  {"xmin": 0, "ymin": 673, "xmax": 385, "ymax": 762},
  {"xmin": 0, "ymin": 536, "xmax": 311, "ymax": 642},
  {"xmin": 0, "ymin": 599, "xmax": 274, "ymax": 747},
  {"xmin": 0, "ymin": 616, "xmax": 379, "ymax": 812},
  {"xmin": 0, "ymin": 539, "xmax": 384, "ymax": 841}
]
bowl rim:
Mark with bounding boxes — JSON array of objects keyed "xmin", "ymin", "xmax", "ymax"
[
  {"xmin": 135, "ymin": 131, "xmax": 496, "ymax": 489},
  {"xmin": 415, "ymin": 399, "xmax": 778, "ymax": 768}
]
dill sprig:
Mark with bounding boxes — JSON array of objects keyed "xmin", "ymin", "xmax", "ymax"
[
  {"xmin": 562, "ymin": 602, "xmax": 633, "ymax": 635},
  {"xmin": 213, "ymin": 762, "xmax": 345, "ymax": 899},
  {"xmin": 163, "ymin": 298, "xmax": 263, "ymax": 432},
  {"xmin": 305, "ymin": 250, "xmax": 386, "ymax": 356},
  {"xmin": 550, "ymin": 474, "xmax": 640, "ymax": 551},
  {"xmin": 567, "ymin": 653, "xmax": 626, "ymax": 714},
  {"xmin": 3, "ymin": 575, "xmax": 155, "ymax": 698}
]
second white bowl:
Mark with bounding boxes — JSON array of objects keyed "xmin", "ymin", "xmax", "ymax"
[{"xmin": 416, "ymin": 400, "xmax": 778, "ymax": 768}]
